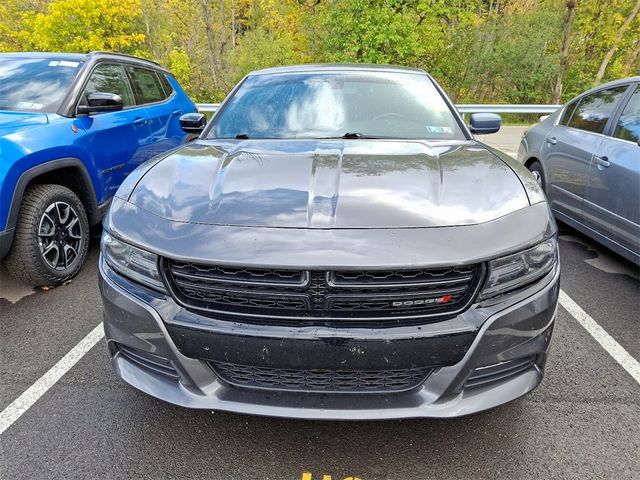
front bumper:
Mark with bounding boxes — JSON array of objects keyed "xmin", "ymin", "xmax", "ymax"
[{"xmin": 99, "ymin": 255, "xmax": 559, "ymax": 420}]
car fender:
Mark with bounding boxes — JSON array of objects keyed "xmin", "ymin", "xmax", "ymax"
[
  {"xmin": 0, "ymin": 157, "xmax": 100, "ymax": 260},
  {"xmin": 0, "ymin": 114, "xmax": 105, "ymax": 220}
]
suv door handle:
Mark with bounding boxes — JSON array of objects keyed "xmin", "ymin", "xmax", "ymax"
[
  {"xmin": 172, "ymin": 110, "xmax": 182, "ymax": 116},
  {"xmin": 133, "ymin": 117, "xmax": 147, "ymax": 126},
  {"xmin": 546, "ymin": 136, "xmax": 557, "ymax": 145},
  {"xmin": 594, "ymin": 155, "xmax": 610, "ymax": 168}
]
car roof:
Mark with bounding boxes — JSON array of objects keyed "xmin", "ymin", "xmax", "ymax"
[
  {"xmin": 572, "ymin": 76, "xmax": 640, "ymax": 100},
  {"xmin": 0, "ymin": 51, "xmax": 168, "ymax": 73},
  {"xmin": 0, "ymin": 52, "xmax": 89, "ymax": 62},
  {"xmin": 249, "ymin": 63, "xmax": 427, "ymax": 76}
]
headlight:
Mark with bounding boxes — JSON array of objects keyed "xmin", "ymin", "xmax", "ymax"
[
  {"xmin": 480, "ymin": 237, "xmax": 557, "ymax": 299},
  {"xmin": 101, "ymin": 232, "xmax": 164, "ymax": 290}
]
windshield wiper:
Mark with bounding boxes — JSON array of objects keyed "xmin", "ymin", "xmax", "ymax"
[
  {"xmin": 342, "ymin": 132, "xmax": 363, "ymax": 139},
  {"xmin": 235, "ymin": 133, "xmax": 250, "ymax": 139},
  {"xmin": 332, "ymin": 132, "xmax": 398, "ymax": 139}
]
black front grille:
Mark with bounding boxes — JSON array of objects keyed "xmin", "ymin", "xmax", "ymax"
[
  {"xmin": 169, "ymin": 263, "xmax": 307, "ymax": 285},
  {"xmin": 163, "ymin": 260, "xmax": 483, "ymax": 325},
  {"xmin": 210, "ymin": 361, "xmax": 432, "ymax": 393}
]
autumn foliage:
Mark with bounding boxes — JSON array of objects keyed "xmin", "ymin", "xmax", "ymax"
[{"xmin": 0, "ymin": 0, "xmax": 638, "ymax": 103}]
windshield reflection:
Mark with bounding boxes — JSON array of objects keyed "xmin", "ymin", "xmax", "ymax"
[
  {"xmin": 0, "ymin": 56, "xmax": 83, "ymax": 113},
  {"xmin": 211, "ymin": 71, "xmax": 464, "ymax": 141}
]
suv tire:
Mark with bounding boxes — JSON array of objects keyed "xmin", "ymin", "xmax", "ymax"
[{"xmin": 5, "ymin": 184, "xmax": 89, "ymax": 287}]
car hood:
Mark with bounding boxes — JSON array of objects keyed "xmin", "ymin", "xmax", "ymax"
[
  {"xmin": 126, "ymin": 139, "xmax": 530, "ymax": 228},
  {"xmin": 0, "ymin": 111, "xmax": 50, "ymax": 137}
]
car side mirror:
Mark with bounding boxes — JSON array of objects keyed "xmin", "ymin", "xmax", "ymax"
[
  {"xmin": 469, "ymin": 113, "xmax": 501, "ymax": 134},
  {"xmin": 180, "ymin": 113, "xmax": 207, "ymax": 134},
  {"xmin": 77, "ymin": 92, "xmax": 123, "ymax": 115}
]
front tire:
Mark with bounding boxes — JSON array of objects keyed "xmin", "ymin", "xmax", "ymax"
[{"xmin": 5, "ymin": 184, "xmax": 89, "ymax": 287}]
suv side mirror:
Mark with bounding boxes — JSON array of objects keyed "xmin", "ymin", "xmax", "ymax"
[
  {"xmin": 180, "ymin": 113, "xmax": 207, "ymax": 134},
  {"xmin": 77, "ymin": 92, "xmax": 123, "ymax": 115},
  {"xmin": 469, "ymin": 113, "xmax": 501, "ymax": 134}
]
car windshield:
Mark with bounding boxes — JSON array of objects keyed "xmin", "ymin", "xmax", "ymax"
[
  {"xmin": 0, "ymin": 57, "xmax": 84, "ymax": 113},
  {"xmin": 210, "ymin": 71, "xmax": 465, "ymax": 140}
]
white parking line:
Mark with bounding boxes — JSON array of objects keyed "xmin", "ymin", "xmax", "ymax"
[
  {"xmin": 0, "ymin": 323, "xmax": 104, "ymax": 436},
  {"xmin": 1, "ymin": 289, "xmax": 638, "ymax": 435},
  {"xmin": 559, "ymin": 289, "xmax": 640, "ymax": 385}
]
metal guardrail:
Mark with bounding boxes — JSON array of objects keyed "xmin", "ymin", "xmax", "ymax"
[
  {"xmin": 455, "ymin": 104, "xmax": 562, "ymax": 114},
  {"xmin": 195, "ymin": 103, "xmax": 561, "ymax": 114},
  {"xmin": 196, "ymin": 103, "xmax": 221, "ymax": 112}
]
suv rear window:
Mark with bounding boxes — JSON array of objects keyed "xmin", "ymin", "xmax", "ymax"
[
  {"xmin": 568, "ymin": 86, "xmax": 628, "ymax": 134},
  {"xmin": 158, "ymin": 74, "xmax": 174, "ymax": 97},
  {"xmin": 125, "ymin": 66, "xmax": 167, "ymax": 105}
]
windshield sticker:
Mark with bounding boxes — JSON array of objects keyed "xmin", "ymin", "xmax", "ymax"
[
  {"xmin": 426, "ymin": 126, "xmax": 454, "ymax": 135},
  {"xmin": 48, "ymin": 60, "xmax": 80, "ymax": 68},
  {"xmin": 17, "ymin": 102, "xmax": 43, "ymax": 110}
]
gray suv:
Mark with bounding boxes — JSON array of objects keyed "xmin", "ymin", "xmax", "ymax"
[
  {"xmin": 99, "ymin": 65, "xmax": 560, "ymax": 419},
  {"xmin": 518, "ymin": 77, "xmax": 640, "ymax": 265}
]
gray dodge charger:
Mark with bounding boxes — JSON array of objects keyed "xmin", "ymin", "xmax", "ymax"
[{"xmin": 99, "ymin": 64, "xmax": 560, "ymax": 419}]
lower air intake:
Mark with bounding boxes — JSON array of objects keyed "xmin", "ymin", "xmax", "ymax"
[
  {"xmin": 210, "ymin": 361, "xmax": 432, "ymax": 393},
  {"xmin": 465, "ymin": 357, "xmax": 535, "ymax": 388},
  {"xmin": 117, "ymin": 344, "xmax": 179, "ymax": 380}
]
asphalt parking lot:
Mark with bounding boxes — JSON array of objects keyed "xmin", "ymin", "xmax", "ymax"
[
  {"xmin": 1, "ymin": 131, "xmax": 639, "ymax": 480},
  {"xmin": 475, "ymin": 125, "xmax": 528, "ymax": 157}
]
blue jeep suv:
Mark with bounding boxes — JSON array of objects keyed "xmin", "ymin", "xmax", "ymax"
[{"xmin": 0, "ymin": 51, "xmax": 196, "ymax": 286}]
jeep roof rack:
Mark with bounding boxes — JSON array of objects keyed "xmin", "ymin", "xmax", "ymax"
[{"xmin": 87, "ymin": 51, "xmax": 167, "ymax": 71}]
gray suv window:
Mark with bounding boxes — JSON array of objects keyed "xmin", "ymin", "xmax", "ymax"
[
  {"xmin": 80, "ymin": 63, "xmax": 134, "ymax": 107},
  {"xmin": 568, "ymin": 86, "xmax": 628, "ymax": 134},
  {"xmin": 613, "ymin": 86, "xmax": 640, "ymax": 144},
  {"xmin": 560, "ymin": 100, "xmax": 578, "ymax": 126}
]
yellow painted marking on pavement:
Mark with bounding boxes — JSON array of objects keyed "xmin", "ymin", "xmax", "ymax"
[{"xmin": 301, "ymin": 473, "xmax": 362, "ymax": 480}]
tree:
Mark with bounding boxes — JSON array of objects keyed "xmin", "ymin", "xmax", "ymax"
[
  {"xmin": 228, "ymin": 0, "xmax": 309, "ymax": 83},
  {"xmin": 553, "ymin": 0, "xmax": 577, "ymax": 104},
  {"xmin": 594, "ymin": 0, "xmax": 640, "ymax": 84},
  {"xmin": 26, "ymin": 0, "xmax": 146, "ymax": 53},
  {"xmin": 316, "ymin": 0, "xmax": 426, "ymax": 65},
  {"xmin": 622, "ymin": 38, "xmax": 640, "ymax": 75},
  {"xmin": 0, "ymin": 0, "xmax": 48, "ymax": 52},
  {"xmin": 0, "ymin": 0, "xmax": 636, "ymax": 104}
]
